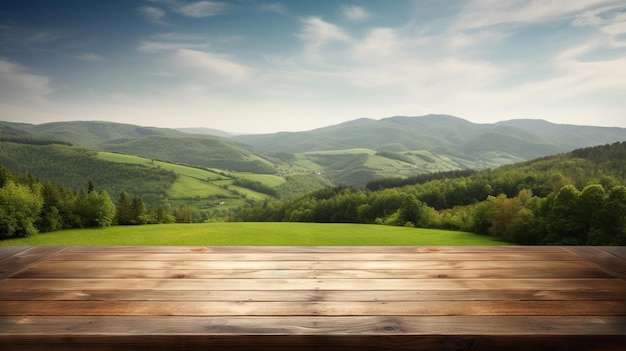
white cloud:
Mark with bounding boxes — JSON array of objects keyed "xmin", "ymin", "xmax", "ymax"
[
  {"xmin": 171, "ymin": 49, "xmax": 254, "ymax": 82},
  {"xmin": 259, "ymin": 3, "xmax": 287, "ymax": 15},
  {"xmin": 573, "ymin": 4, "xmax": 626, "ymax": 47},
  {"xmin": 353, "ymin": 27, "xmax": 398, "ymax": 60},
  {"xmin": 341, "ymin": 5, "xmax": 372, "ymax": 22},
  {"xmin": 456, "ymin": 0, "xmax": 624, "ymax": 29},
  {"xmin": 176, "ymin": 1, "xmax": 227, "ymax": 17},
  {"xmin": 0, "ymin": 59, "xmax": 54, "ymax": 104},
  {"xmin": 297, "ymin": 17, "xmax": 351, "ymax": 59},
  {"xmin": 73, "ymin": 53, "xmax": 105, "ymax": 62},
  {"xmin": 138, "ymin": 40, "xmax": 207, "ymax": 52},
  {"xmin": 140, "ymin": 6, "xmax": 168, "ymax": 24},
  {"xmin": 146, "ymin": 0, "xmax": 228, "ymax": 18}
]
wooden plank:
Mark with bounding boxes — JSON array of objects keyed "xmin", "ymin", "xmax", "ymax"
[
  {"xmin": 1, "ymin": 277, "xmax": 625, "ymax": 292},
  {"xmin": 566, "ymin": 247, "xmax": 626, "ymax": 279},
  {"xmin": 0, "ymin": 246, "xmax": 30, "ymax": 260},
  {"xmin": 63, "ymin": 245, "xmax": 568, "ymax": 253},
  {"xmin": 12, "ymin": 267, "xmax": 614, "ymax": 279},
  {"xmin": 1, "ymin": 316, "xmax": 625, "ymax": 335},
  {"xmin": 1, "ymin": 300, "xmax": 624, "ymax": 316},
  {"xmin": 49, "ymin": 251, "xmax": 580, "ymax": 261},
  {"xmin": 1, "ymin": 246, "xmax": 625, "ymax": 350},
  {"xmin": 598, "ymin": 246, "xmax": 626, "ymax": 261},
  {"xmin": 1, "ymin": 316, "xmax": 624, "ymax": 350},
  {"xmin": 2, "ymin": 289, "xmax": 625, "ymax": 302},
  {"xmin": 0, "ymin": 247, "xmax": 66, "ymax": 280},
  {"xmin": 27, "ymin": 259, "xmax": 597, "ymax": 270}
]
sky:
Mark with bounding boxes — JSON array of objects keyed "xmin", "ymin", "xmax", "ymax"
[{"xmin": 1, "ymin": 0, "xmax": 625, "ymax": 134}]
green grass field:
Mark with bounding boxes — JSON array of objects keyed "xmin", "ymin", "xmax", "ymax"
[{"xmin": 0, "ymin": 223, "xmax": 510, "ymax": 246}]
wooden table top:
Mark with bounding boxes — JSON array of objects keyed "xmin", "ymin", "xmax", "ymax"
[{"xmin": 0, "ymin": 246, "xmax": 625, "ymax": 350}]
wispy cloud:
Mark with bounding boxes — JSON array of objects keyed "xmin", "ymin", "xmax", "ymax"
[
  {"xmin": 297, "ymin": 17, "xmax": 351, "ymax": 59},
  {"xmin": 138, "ymin": 40, "xmax": 207, "ymax": 52},
  {"xmin": 0, "ymin": 59, "xmax": 54, "ymax": 104},
  {"xmin": 171, "ymin": 49, "xmax": 254, "ymax": 82},
  {"xmin": 259, "ymin": 3, "xmax": 287, "ymax": 15},
  {"xmin": 140, "ymin": 6, "xmax": 168, "ymax": 25},
  {"xmin": 341, "ymin": 5, "xmax": 372, "ymax": 22},
  {"xmin": 73, "ymin": 53, "xmax": 105, "ymax": 62},
  {"xmin": 455, "ymin": 0, "xmax": 625, "ymax": 29},
  {"xmin": 573, "ymin": 3, "xmax": 626, "ymax": 47},
  {"xmin": 176, "ymin": 1, "xmax": 227, "ymax": 17},
  {"xmin": 0, "ymin": 25, "xmax": 70, "ymax": 50},
  {"xmin": 149, "ymin": 0, "xmax": 228, "ymax": 18}
]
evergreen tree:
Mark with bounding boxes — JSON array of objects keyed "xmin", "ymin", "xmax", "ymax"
[
  {"xmin": 87, "ymin": 179, "xmax": 95, "ymax": 194},
  {"xmin": 130, "ymin": 196, "xmax": 148, "ymax": 224},
  {"xmin": 116, "ymin": 191, "xmax": 132, "ymax": 225}
]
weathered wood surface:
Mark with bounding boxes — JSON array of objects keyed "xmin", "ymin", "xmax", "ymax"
[{"xmin": 0, "ymin": 246, "xmax": 624, "ymax": 350}]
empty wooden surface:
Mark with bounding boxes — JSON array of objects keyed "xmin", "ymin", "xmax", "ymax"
[{"xmin": 0, "ymin": 246, "xmax": 624, "ymax": 350}]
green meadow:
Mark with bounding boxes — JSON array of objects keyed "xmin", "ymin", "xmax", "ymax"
[{"xmin": 0, "ymin": 223, "xmax": 510, "ymax": 246}]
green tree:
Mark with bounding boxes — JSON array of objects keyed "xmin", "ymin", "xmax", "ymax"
[
  {"xmin": 507, "ymin": 208, "xmax": 539, "ymax": 244},
  {"xmin": 87, "ymin": 179, "xmax": 95, "ymax": 194},
  {"xmin": 0, "ymin": 180, "xmax": 43, "ymax": 238},
  {"xmin": 588, "ymin": 186, "xmax": 626, "ymax": 245},
  {"xmin": 116, "ymin": 191, "xmax": 132, "ymax": 225},
  {"xmin": 37, "ymin": 181, "xmax": 65, "ymax": 232},
  {"xmin": 545, "ymin": 185, "xmax": 582, "ymax": 244},
  {"xmin": 0, "ymin": 164, "xmax": 13, "ymax": 187},
  {"xmin": 578, "ymin": 184, "xmax": 605, "ymax": 243},
  {"xmin": 398, "ymin": 194, "xmax": 421, "ymax": 226},
  {"xmin": 486, "ymin": 194, "xmax": 522, "ymax": 240},
  {"xmin": 155, "ymin": 207, "xmax": 175, "ymax": 224},
  {"xmin": 173, "ymin": 206, "xmax": 193, "ymax": 223},
  {"xmin": 130, "ymin": 196, "xmax": 149, "ymax": 224},
  {"xmin": 76, "ymin": 190, "xmax": 116, "ymax": 227},
  {"xmin": 397, "ymin": 194, "xmax": 435, "ymax": 227}
]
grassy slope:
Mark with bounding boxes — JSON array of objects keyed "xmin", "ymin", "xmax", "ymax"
[
  {"xmin": 95, "ymin": 152, "xmax": 285, "ymax": 210},
  {"xmin": 0, "ymin": 223, "xmax": 510, "ymax": 246}
]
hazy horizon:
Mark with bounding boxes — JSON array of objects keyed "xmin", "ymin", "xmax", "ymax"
[{"xmin": 1, "ymin": 0, "xmax": 625, "ymax": 133}]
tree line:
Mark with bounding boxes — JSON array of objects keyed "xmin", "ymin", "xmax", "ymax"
[
  {"xmin": 233, "ymin": 142, "xmax": 626, "ymax": 245},
  {"xmin": 0, "ymin": 164, "xmax": 193, "ymax": 239}
]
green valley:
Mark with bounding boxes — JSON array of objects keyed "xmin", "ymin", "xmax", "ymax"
[{"xmin": 1, "ymin": 116, "xmax": 626, "ymax": 246}]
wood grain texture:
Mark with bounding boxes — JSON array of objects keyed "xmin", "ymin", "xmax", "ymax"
[
  {"xmin": 0, "ymin": 245, "xmax": 624, "ymax": 350},
  {"xmin": 0, "ymin": 246, "xmax": 65, "ymax": 279}
]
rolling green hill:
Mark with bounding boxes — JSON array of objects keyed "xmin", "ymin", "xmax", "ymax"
[
  {"xmin": 232, "ymin": 114, "xmax": 625, "ymax": 161},
  {"xmin": 496, "ymin": 119, "xmax": 626, "ymax": 150},
  {"xmin": 99, "ymin": 135, "xmax": 277, "ymax": 174},
  {"xmin": 2, "ymin": 115, "xmax": 625, "ymax": 188},
  {"xmin": 236, "ymin": 142, "xmax": 626, "ymax": 245},
  {"xmin": 2, "ymin": 120, "xmax": 278, "ymax": 174},
  {"xmin": 0, "ymin": 141, "xmax": 331, "ymax": 221},
  {"xmin": 16, "ymin": 120, "xmax": 185, "ymax": 148}
]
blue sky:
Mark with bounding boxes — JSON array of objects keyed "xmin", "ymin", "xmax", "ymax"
[{"xmin": 1, "ymin": 0, "xmax": 625, "ymax": 133}]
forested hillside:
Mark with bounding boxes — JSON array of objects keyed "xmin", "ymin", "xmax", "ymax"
[
  {"xmin": 0, "ymin": 142, "xmax": 176, "ymax": 209},
  {"xmin": 1, "ymin": 121, "xmax": 280, "ymax": 174},
  {"xmin": 235, "ymin": 142, "xmax": 626, "ymax": 245},
  {"xmin": 0, "ymin": 136, "xmax": 332, "ymax": 225},
  {"xmin": 232, "ymin": 115, "xmax": 625, "ymax": 158},
  {"xmin": 4, "ymin": 116, "xmax": 626, "ymax": 188}
]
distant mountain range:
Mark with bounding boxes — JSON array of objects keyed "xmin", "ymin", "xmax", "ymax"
[
  {"xmin": 2, "ymin": 115, "xmax": 625, "ymax": 187},
  {"xmin": 230, "ymin": 115, "xmax": 626, "ymax": 160}
]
